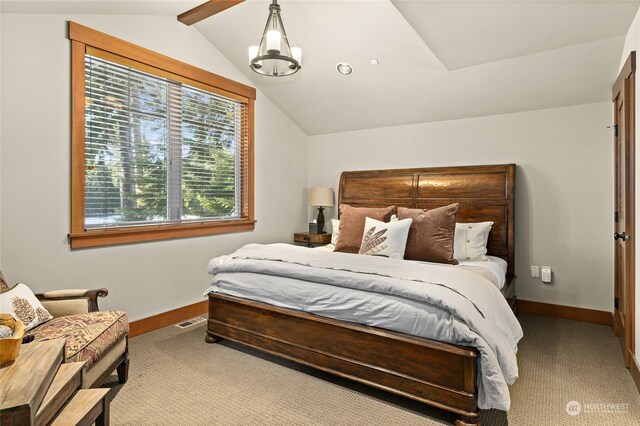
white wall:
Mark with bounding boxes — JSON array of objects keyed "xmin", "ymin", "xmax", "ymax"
[
  {"xmin": 0, "ymin": 13, "xmax": 3, "ymax": 271},
  {"xmin": 308, "ymin": 102, "xmax": 614, "ymax": 312},
  {"xmin": 0, "ymin": 14, "xmax": 308, "ymax": 321},
  {"xmin": 619, "ymin": 6, "xmax": 640, "ymax": 370}
]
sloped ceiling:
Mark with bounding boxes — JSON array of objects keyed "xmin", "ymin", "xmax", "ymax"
[
  {"xmin": 392, "ymin": 0, "xmax": 640, "ymax": 70},
  {"xmin": 195, "ymin": 0, "xmax": 638, "ymax": 135},
  {"xmin": 2, "ymin": 0, "xmax": 638, "ymax": 135},
  {"xmin": 0, "ymin": 1, "xmax": 202, "ymax": 15}
]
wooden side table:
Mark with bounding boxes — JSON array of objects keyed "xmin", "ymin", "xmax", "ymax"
[
  {"xmin": 0, "ymin": 338, "xmax": 110, "ymax": 426},
  {"xmin": 294, "ymin": 232, "xmax": 332, "ymax": 248}
]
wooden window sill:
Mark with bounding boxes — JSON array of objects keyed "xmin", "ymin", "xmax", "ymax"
[{"xmin": 69, "ymin": 220, "xmax": 256, "ymax": 248}]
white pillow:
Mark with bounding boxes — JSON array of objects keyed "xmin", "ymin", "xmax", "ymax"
[
  {"xmin": 359, "ymin": 217, "xmax": 412, "ymax": 259},
  {"xmin": 454, "ymin": 222, "xmax": 494, "ymax": 261},
  {"xmin": 0, "ymin": 283, "xmax": 53, "ymax": 330},
  {"xmin": 331, "ymin": 219, "xmax": 340, "ymax": 245}
]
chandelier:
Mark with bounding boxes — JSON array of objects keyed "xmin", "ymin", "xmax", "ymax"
[{"xmin": 248, "ymin": 0, "xmax": 301, "ymax": 77}]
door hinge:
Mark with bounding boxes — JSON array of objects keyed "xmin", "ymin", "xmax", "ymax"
[
  {"xmin": 615, "ymin": 297, "xmax": 620, "ymax": 309},
  {"xmin": 615, "ymin": 211, "xmax": 620, "ymax": 222},
  {"xmin": 609, "ymin": 124, "xmax": 619, "ymax": 137}
]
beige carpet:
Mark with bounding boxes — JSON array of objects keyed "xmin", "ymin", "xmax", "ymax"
[{"xmin": 101, "ymin": 314, "xmax": 640, "ymax": 425}]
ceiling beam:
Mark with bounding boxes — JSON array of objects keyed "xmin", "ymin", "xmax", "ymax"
[{"xmin": 178, "ymin": 0, "xmax": 245, "ymax": 26}]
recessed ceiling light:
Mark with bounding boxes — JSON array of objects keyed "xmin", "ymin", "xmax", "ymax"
[
  {"xmin": 336, "ymin": 63, "xmax": 353, "ymax": 75},
  {"xmin": 370, "ymin": 59, "xmax": 379, "ymax": 66}
]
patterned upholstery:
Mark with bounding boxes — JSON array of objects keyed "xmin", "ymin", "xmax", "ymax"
[
  {"xmin": 0, "ymin": 271, "xmax": 9, "ymax": 293},
  {"xmin": 30, "ymin": 311, "xmax": 128, "ymax": 368}
]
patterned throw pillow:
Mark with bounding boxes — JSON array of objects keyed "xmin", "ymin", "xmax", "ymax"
[
  {"xmin": 0, "ymin": 271, "xmax": 9, "ymax": 293},
  {"xmin": 358, "ymin": 217, "xmax": 413, "ymax": 259},
  {"xmin": 335, "ymin": 204, "xmax": 397, "ymax": 253},
  {"xmin": 0, "ymin": 283, "xmax": 53, "ymax": 330},
  {"xmin": 330, "ymin": 219, "xmax": 340, "ymax": 245}
]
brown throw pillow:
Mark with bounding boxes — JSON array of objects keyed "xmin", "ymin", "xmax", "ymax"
[
  {"xmin": 335, "ymin": 204, "xmax": 397, "ymax": 253},
  {"xmin": 398, "ymin": 204, "xmax": 459, "ymax": 264}
]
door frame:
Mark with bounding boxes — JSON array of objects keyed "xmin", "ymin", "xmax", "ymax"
[{"xmin": 612, "ymin": 51, "xmax": 636, "ymax": 368}]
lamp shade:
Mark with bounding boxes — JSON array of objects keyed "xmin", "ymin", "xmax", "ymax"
[{"xmin": 309, "ymin": 187, "xmax": 334, "ymax": 207}]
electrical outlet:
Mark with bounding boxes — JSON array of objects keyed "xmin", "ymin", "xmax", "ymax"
[
  {"xmin": 531, "ymin": 266, "xmax": 539, "ymax": 278},
  {"xmin": 541, "ymin": 266, "xmax": 552, "ymax": 283}
]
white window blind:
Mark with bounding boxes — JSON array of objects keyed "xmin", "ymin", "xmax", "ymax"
[{"xmin": 84, "ymin": 54, "xmax": 249, "ymax": 229}]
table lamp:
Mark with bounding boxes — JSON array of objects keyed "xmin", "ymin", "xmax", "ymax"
[{"xmin": 308, "ymin": 187, "xmax": 334, "ymax": 234}]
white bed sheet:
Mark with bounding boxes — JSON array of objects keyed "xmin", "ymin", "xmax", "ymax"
[{"xmin": 315, "ymin": 244, "xmax": 508, "ymax": 289}]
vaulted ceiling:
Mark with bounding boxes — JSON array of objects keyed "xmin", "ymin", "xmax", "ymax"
[
  {"xmin": 196, "ymin": 0, "xmax": 639, "ymax": 135},
  {"xmin": 2, "ymin": 0, "xmax": 639, "ymax": 135}
]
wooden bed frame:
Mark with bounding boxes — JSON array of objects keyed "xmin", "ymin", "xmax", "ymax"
[{"xmin": 206, "ymin": 164, "xmax": 516, "ymax": 425}]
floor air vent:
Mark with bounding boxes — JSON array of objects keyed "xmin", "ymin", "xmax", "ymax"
[{"xmin": 174, "ymin": 316, "xmax": 206, "ymax": 329}]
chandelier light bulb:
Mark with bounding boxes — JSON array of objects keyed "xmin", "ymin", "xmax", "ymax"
[
  {"xmin": 248, "ymin": 46, "xmax": 262, "ymax": 69},
  {"xmin": 266, "ymin": 30, "xmax": 281, "ymax": 54},
  {"xmin": 249, "ymin": 46, "xmax": 259, "ymax": 61},
  {"xmin": 291, "ymin": 47, "xmax": 302, "ymax": 67}
]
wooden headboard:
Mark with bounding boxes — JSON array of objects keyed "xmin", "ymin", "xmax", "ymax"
[{"xmin": 338, "ymin": 164, "xmax": 516, "ymax": 279}]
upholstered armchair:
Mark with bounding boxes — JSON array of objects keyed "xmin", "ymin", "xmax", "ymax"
[
  {"xmin": 0, "ymin": 272, "xmax": 129, "ymax": 388},
  {"xmin": 34, "ymin": 288, "xmax": 129, "ymax": 387}
]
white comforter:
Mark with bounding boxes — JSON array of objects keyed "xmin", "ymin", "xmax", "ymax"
[{"xmin": 205, "ymin": 243, "xmax": 523, "ymax": 411}]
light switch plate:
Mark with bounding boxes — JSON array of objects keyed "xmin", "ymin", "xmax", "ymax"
[
  {"xmin": 531, "ymin": 266, "xmax": 539, "ymax": 278},
  {"xmin": 541, "ymin": 266, "xmax": 552, "ymax": 283}
]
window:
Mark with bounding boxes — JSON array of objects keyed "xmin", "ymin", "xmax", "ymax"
[{"xmin": 69, "ymin": 22, "xmax": 256, "ymax": 248}]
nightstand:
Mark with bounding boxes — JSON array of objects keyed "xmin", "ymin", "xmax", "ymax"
[{"xmin": 294, "ymin": 232, "xmax": 332, "ymax": 248}]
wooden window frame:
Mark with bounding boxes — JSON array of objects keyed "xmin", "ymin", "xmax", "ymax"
[{"xmin": 68, "ymin": 22, "xmax": 256, "ymax": 249}]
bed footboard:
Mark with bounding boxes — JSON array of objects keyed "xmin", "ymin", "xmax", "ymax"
[{"xmin": 206, "ymin": 293, "xmax": 479, "ymax": 423}]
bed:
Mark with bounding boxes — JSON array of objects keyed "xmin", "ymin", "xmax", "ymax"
[{"xmin": 205, "ymin": 164, "xmax": 518, "ymax": 425}]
